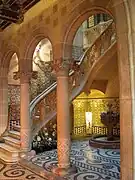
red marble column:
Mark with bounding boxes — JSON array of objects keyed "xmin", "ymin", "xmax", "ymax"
[
  {"xmin": 52, "ymin": 59, "xmax": 77, "ymax": 176},
  {"xmin": 20, "ymin": 72, "xmax": 32, "ymax": 152}
]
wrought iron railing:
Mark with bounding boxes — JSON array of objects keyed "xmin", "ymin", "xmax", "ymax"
[
  {"xmin": 30, "ymin": 57, "xmax": 55, "ymax": 101},
  {"xmin": 68, "ymin": 21, "xmax": 116, "ymax": 96},
  {"xmin": 83, "ymin": 19, "xmax": 113, "ymax": 49},
  {"xmin": 73, "ymin": 125, "xmax": 87, "ymax": 136},
  {"xmin": 8, "ymin": 84, "xmax": 20, "ymax": 131},
  {"xmin": 73, "ymin": 125, "xmax": 120, "ymax": 137}
]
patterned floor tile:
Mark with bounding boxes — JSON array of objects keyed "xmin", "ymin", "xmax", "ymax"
[
  {"xmin": 31, "ymin": 140, "xmax": 120, "ymax": 180},
  {"xmin": 0, "ymin": 140, "xmax": 120, "ymax": 179},
  {"xmin": 0, "ymin": 162, "xmax": 45, "ymax": 180}
]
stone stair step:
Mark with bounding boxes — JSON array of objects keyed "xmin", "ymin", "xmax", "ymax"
[
  {"xmin": 12, "ymin": 125, "xmax": 21, "ymax": 132},
  {"xmin": 0, "ymin": 150, "xmax": 19, "ymax": 164},
  {"xmin": 3, "ymin": 136, "xmax": 21, "ymax": 148},
  {"xmin": 8, "ymin": 130, "xmax": 20, "ymax": 140},
  {"xmin": 0, "ymin": 143, "xmax": 20, "ymax": 157}
]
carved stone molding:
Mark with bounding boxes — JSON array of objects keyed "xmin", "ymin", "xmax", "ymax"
[
  {"xmin": 53, "ymin": 58, "xmax": 72, "ymax": 77},
  {"xmin": 13, "ymin": 71, "xmax": 38, "ymax": 83}
]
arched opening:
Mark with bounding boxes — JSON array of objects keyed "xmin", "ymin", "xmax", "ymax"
[
  {"xmin": 72, "ymin": 13, "xmax": 113, "ymax": 61},
  {"xmin": 30, "ymin": 10, "xmax": 120, "ymax": 178},
  {"xmin": 33, "ymin": 38, "xmax": 53, "ymax": 71},
  {"xmin": 62, "ymin": 10, "xmax": 120, "ymax": 178},
  {"xmin": 31, "ymin": 38, "xmax": 54, "ymax": 100},
  {"xmin": 67, "ymin": 11, "xmax": 119, "ymax": 137},
  {"xmin": 8, "ymin": 53, "xmax": 20, "ymax": 133}
]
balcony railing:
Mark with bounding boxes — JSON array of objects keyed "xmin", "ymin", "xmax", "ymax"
[{"xmin": 73, "ymin": 125, "xmax": 120, "ymax": 138}]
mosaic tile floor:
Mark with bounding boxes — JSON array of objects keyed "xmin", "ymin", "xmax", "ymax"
[
  {"xmin": 0, "ymin": 162, "xmax": 45, "ymax": 180},
  {"xmin": 30, "ymin": 140, "xmax": 120, "ymax": 180}
]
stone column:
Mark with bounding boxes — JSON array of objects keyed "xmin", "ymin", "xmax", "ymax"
[
  {"xmin": 20, "ymin": 72, "xmax": 32, "ymax": 152},
  {"xmin": 13, "ymin": 70, "xmax": 37, "ymax": 155},
  {"xmin": 0, "ymin": 68, "xmax": 8, "ymax": 136},
  {"xmin": 52, "ymin": 59, "xmax": 77, "ymax": 176}
]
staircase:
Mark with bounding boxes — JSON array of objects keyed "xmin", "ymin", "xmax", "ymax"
[
  {"xmin": 30, "ymin": 20, "xmax": 116, "ymax": 138},
  {"xmin": 0, "ymin": 125, "xmax": 21, "ymax": 163},
  {"xmin": 0, "ymin": 20, "xmax": 116, "ymax": 163}
]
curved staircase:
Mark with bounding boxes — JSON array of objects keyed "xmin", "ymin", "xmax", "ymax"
[
  {"xmin": 30, "ymin": 20, "xmax": 116, "ymax": 138},
  {"xmin": 0, "ymin": 20, "xmax": 116, "ymax": 163}
]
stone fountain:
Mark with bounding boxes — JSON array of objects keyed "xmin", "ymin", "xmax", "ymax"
[
  {"xmin": 89, "ymin": 103, "xmax": 120, "ymax": 149},
  {"xmin": 100, "ymin": 104, "xmax": 119, "ymax": 141}
]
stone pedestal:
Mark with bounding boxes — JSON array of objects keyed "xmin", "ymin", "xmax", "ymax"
[{"xmin": 52, "ymin": 165, "xmax": 77, "ymax": 176}]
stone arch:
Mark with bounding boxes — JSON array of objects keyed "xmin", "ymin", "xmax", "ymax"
[
  {"xmin": 62, "ymin": 6, "xmax": 114, "ymax": 58},
  {"xmin": 1, "ymin": 43, "xmax": 20, "ymax": 69},
  {"xmin": 0, "ymin": 43, "xmax": 20, "ymax": 136},
  {"xmin": 61, "ymin": 1, "xmax": 133, "ymax": 179},
  {"xmin": 64, "ymin": 8, "xmax": 113, "ymax": 47},
  {"xmin": 20, "ymin": 26, "xmax": 53, "ymax": 72}
]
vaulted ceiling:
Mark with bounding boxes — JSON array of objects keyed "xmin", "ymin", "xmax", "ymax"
[{"xmin": 0, "ymin": 0, "xmax": 40, "ymax": 30}]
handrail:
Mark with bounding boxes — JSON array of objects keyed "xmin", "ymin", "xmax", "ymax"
[{"xmin": 30, "ymin": 82, "xmax": 57, "ymax": 113}]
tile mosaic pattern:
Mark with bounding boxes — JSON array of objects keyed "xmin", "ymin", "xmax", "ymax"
[
  {"xmin": 31, "ymin": 140, "xmax": 120, "ymax": 180},
  {"xmin": 0, "ymin": 140, "xmax": 120, "ymax": 179},
  {"xmin": 0, "ymin": 162, "xmax": 45, "ymax": 180}
]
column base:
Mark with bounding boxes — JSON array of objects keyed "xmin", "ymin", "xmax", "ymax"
[
  {"xmin": 20, "ymin": 150, "xmax": 36, "ymax": 160},
  {"xmin": 52, "ymin": 165, "xmax": 77, "ymax": 176}
]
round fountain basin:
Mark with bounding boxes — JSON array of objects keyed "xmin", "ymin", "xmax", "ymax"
[{"xmin": 89, "ymin": 135, "xmax": 120, "ymax": 149}]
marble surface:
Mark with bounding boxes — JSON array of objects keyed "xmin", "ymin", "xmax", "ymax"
[{"xmin": 31, "ymin": 140, "xmax": 120, "ymax": 180}]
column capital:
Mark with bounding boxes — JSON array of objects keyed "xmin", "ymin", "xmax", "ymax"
[
  {"xmin": 53, "ymin": 58, "xmax": 72, "ymax": 77},
  {"xmin": 13, "ymin": 71, "xmax": 38, "ymax": 83}
]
